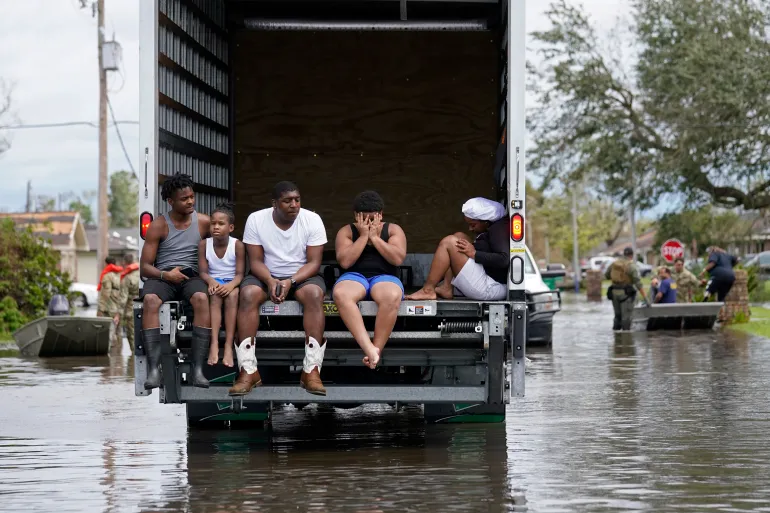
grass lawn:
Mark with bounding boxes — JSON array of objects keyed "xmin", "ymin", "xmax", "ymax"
[{"xmin": 730, "ymin": 306, "xmax": 770, "ymax": 339}]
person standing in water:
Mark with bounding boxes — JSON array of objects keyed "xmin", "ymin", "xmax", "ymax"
[
  {"xmin": 115, "ymin": 253, "xmax": 140, "ymax": 351},
  {"xmin": 198, "ymin": 202, "xmax": 246, "ymax": 368}
]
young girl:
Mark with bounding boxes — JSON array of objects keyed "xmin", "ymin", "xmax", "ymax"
[{"xmin": 198, "ymin": 202, "xmax": 245, "ymax": 367}]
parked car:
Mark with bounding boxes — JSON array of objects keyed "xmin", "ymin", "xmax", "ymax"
[
  {"xmin": 524, "ymin": 249, "xmax": 562, "ymax": 346},
  {"xmin": 743, "ymin": 252, "xmax": 770, "ymax": 275},
  {"xmin": 636, "ymin": 262, "xmax": 653, "ymax": 277},
  {"xmin": 69, "ymin": 282, "xmax": 98, "ymax": 309}
]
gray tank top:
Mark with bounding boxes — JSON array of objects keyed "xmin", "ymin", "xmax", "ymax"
[{"xmin": 154, "ymin": 211, "xmax": 201, "ymax": 273}]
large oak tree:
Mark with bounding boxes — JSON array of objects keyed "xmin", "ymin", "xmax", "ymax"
[{"xmin": 528, "ymin": 0, "xmax": 770, "ymax": 209}]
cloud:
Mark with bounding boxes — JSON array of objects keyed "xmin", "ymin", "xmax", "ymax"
[
  {"xmin": 0, "ymin": 0, "xmax": 138, "ymax": 212},
  {"xmin": 0, "ymin": 0, "xmax": 628, "ymax": 213}
]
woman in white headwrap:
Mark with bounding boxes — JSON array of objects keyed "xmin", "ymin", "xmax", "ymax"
[{"xmin": 407, "ymin": 197, "xmax": 508, "ymax": 301}]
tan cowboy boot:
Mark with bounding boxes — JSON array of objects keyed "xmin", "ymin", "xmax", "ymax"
[
  {"xmin": 300, "ymin": 336, "xmax": 327, "ymax": 396},
  {"xmin": 228, "ymin": 337, "xmax": 262, "ymax": 396}
]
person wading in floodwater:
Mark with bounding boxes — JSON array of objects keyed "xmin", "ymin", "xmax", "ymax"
[
  {"xmin": 139, "ymin": 173, "xmax": 212, "ymax": 389},
  {"xmin": 700, "ymin": 246, "xmax": 737, "ymax": 302},
  {"xmin": 605, "ymin": 247, "xmax": 650, "ymax": 331}
]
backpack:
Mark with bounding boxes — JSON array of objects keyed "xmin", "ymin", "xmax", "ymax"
[{"xmin": 609, "ymin": 259, "xmax": 632, "ymax": 285}]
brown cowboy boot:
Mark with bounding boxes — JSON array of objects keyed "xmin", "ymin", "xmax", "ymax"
[
  {"xmin": 228, "ymin": 337, "xmax": 262, "ymax": 396},
  {"xmin": 300, "ymin": 336, "xmax": 327, "ymax": 396}
]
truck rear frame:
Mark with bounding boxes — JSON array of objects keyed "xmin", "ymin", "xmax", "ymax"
[{"xmin": 135, "ymin": 0, "xmax": 531, "ymax": 426}]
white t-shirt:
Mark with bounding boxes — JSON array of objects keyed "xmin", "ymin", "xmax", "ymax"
[{"xmin": 242, "ymin": 207, "xmax": 327, "ymax": 277}]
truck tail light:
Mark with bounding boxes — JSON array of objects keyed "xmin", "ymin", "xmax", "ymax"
[
  {"xmin": 140, "ymin": 212, "xmax": 153, "ymax": 240},
  {"xmin": 511, "ymin": 213, "xmax": 524, "ymax": 242}
]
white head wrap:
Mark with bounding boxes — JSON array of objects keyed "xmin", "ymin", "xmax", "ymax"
[{"xmin": 461, "ymin": 197, "xmax": 506, "ymax": 222}]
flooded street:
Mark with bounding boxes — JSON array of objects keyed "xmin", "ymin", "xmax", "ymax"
[{"xmin": 2, "ymin": 296, "xmax": 770, "ymax": 512}]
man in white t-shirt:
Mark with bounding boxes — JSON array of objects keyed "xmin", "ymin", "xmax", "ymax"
[{"xmin": 229, "ymin": 181, "xmax": 329, "ymax": 397}]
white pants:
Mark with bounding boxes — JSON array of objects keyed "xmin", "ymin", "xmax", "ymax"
[{"xmin": 451, "ymin": 259, "xmax": 506, "ymax": 301}]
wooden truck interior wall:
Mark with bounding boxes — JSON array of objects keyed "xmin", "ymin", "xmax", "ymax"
[{"xmin": 232, "ymin": 30, "xmax": 499, "ymax": 255}]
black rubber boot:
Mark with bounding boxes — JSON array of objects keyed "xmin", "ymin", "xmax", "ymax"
[
  {"xmin": 143, "ymin": 328, "xmax": 162, "ymax": 390},
  {"xmin": 190, "ymin": 326, "xmax": 211, "ymax": 388}
]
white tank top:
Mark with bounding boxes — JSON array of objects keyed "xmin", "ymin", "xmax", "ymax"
[{"xmin": 206, "ymin": 236, "xmax": 237, "ymax": 280}]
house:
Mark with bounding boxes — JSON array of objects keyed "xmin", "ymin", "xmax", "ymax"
[
  {"xmin": 599, "ymin": 229, "xmax": 659, "ymax": 264},
  {"xmin": 734, "ymin": 214, "xmax": 770, "ymax": 256},
  {"xmin": 77, "ymin": 227, "xmax": 140, "ymax": 285},
  {"xmin": 0, "ymin": 211, "xmax": 89, "ymax": 279}
]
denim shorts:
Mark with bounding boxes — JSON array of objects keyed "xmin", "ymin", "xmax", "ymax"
[{"xmin": 333, "ymin": 272, "xmax": 404, "ymax": 300}]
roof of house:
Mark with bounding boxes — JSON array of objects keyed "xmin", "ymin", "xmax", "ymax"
[
  {"xmin": 602, "ymin": 229, "xmax": 658, "ymax": 256},
  {"xmin": 0, "ymin": 211, "xmax": 89, "ymax": 251},
  {"xmin": 84, "ymin": 226, "xmax": 139, "ymax": 253}
]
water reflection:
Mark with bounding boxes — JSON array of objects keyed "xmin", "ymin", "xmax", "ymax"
[
  {"xmin": 180, "ymin": 417, "xmax": 512, "ymax": 513},
  {"xmin": 1, "ymin": 296, "xmax": 770, "ymax": 512}
]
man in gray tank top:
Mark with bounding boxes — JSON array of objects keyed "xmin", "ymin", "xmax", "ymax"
[{"xmin": 139, "ymin": 173, "xmax": 212, "ymax": 390}]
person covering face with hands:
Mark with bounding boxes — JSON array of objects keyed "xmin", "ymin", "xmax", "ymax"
[{"xmin": 333, "ymin": 191, "xmax": 407, "ymax": 369}]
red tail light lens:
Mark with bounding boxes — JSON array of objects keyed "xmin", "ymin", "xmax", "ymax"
[
  {"xmin": 140, "ymin": 212, "xmax": 153, "ymax": 240},
  {"xmin": 511, "ymin": 213, "xmax": 524, "ymax": 242}
]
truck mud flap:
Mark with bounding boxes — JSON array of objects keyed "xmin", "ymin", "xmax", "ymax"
[
  {"xmin": 186, "ymin": 402, "xmax": 270, "ymax": 427},
  {"xmin": 423, "ymin": 403, "xmax": 505, "ymax": 424}
]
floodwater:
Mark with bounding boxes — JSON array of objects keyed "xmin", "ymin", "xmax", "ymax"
[{"xmin": 1, "ymin": 297, "xmax": 770, "ymax": 512}]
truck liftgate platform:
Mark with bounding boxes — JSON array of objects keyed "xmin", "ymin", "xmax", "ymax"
[{"xmin": 133, "ymin": 299, "xmax": 527, "ymax": 426}]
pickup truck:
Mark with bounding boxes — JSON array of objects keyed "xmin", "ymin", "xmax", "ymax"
[{"xmin": 133, "ymin": 0, "xmax": 556, "ymax": 427}]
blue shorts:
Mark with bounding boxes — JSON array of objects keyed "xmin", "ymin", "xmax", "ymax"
[
  {"xmin": 214, "ymin": 277, "xmax": 232, "ymax": 285},
  {"xmin": 333, "ymin": 272, "xmax": 404, "ymax": 300}
]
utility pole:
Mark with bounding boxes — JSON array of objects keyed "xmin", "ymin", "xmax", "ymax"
[
  {"xmin": 25, "ymin": 181, "xmax": 32, "ymax": 212},
  {"xmin": 629, "ymin": 190, "xmax": 638, "ymax": 262},
  {"xmin": 97, "ymin": 0, "xmax": 109, "ymax": 275},
  {"xmin": 571, "ymin": 186, "xmax": 580, "ymax": 293}
]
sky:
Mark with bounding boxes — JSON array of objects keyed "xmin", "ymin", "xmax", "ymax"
[{"xmin": 0, "ymin": 0, "xmax": 630, "ymax": 214}]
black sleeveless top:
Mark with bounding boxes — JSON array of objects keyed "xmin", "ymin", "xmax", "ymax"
[{"xmin": 348, "ymin": 222, "xmax": 399, "ymax": 278}]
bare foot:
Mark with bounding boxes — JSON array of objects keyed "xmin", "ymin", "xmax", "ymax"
[
  {"xmin": 222, "ymin": 343, "xmax": 234, "ymax": 367},
  {"xmin": 435, "ymin": 284, "xmax": 453, "ymax": 299},
  {"xmin": 406, "ymin": 287, "xmax": 437, "ymax": 301},
  {"xmin": 362, "ymin": 346, "xmax": 380, "ymax": 369},
  {"xmin": 207, "ymin": 342, "xmax": 219, "ymax": 366}
]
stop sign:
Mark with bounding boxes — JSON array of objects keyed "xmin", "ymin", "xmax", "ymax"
[{"xmin": 661, "ymin": 239, "xmax": 685, "ymax": 263}]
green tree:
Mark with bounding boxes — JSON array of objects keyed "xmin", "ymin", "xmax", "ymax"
[
  {"xmin": 36, "ymin": 196, "xmax": 56, "ymax": 212},
  {"xmin": 69, "ymin": 199, "xmax": 94, "ymax": 225},
  {"xmin": 536, "ymin": 189, "xmax": 626, "ymax": 260},
  {"xmin": 0, "ymin": 219, "xmax": 72, "ymax": 325},
  {"xmin": 528, "ymin": 0, "xmax": 770, "ymax": 210},
  {"xmin": 108, "ymin": 170, "xmax": 139, "ymax": 228},
  {"xmin": 654, "ymin": 206, "xmax": 749, "ymax": 256}
]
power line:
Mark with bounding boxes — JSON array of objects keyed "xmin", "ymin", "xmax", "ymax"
[
  {"xmin": 3, "ymin": 120, "xmax": 137, "ymax": 130},
  {"xmin": 107, "ymin": 96, "xmax": 136, "ymax": 176}
]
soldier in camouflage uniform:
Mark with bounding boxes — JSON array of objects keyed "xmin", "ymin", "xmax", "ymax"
[
  {"xmin": 604, "ymin": 247, "xmax": 650, "ymax": 331},
  {"xmin": 671, "ymin": 257, "xmax": 700, "ymax": 302},
  {"xmin": 116, "ymin": 253, "xmax": 140, "ymax": 351},
  {"xmin": 97, "ymin": 256, "xmax": 123, "ymax": 318}
]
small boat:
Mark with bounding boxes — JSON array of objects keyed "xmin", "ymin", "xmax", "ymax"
[
  {"xmin": 12, "ymin": 316, "xmax": 113, "ymax": 357},
  {"xmin": 632, "ymin": 302, "xmax": 725, "ymax": 331}
]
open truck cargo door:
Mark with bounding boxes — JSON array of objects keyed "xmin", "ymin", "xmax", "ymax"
[
  {"xmin": 136, "ymin": 0, "xmax": 531, "ymax": 425},
  {"xmin": 139, "ymin": 0, "xmax": 232, "ymax": 224}
]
